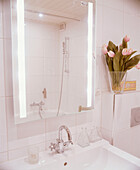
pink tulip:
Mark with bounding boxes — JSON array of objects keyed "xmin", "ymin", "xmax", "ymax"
[
  {"xmin": 124, "ymin": 35, "xmax": 130, "ymax": 42},
  {"xmin": 102, "ymin": 45, "xmax": 108, "ymax": 55},
  {"xmin": 122, "ymin": 48, "xmax": 128, "ymax": 55},
  {"xmin": 122, "ymin": 48, "xmax": 133, "ymax": 55},
  {"xmin": 107, "ymin": 50, "xmax": 115, "ymax": 58},
  {"xmin": 127, "ymin": 48, "xmax": 133, "ymax": 55},
  {"xmin": 136, "ymin": 63, "xmax": 140, "ymax": 69}
]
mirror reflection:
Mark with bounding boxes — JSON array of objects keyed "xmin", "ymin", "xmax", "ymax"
[{"xmin": 11, "ymin": 0, "xmax": 96, "ymax": 124}]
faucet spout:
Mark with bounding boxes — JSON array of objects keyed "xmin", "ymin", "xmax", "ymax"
[
  {"xmin": 49, "ymin": 125, "xmax": 73, "ymax": 153},
  {"xmin": 58, "ymin": 125, "xmax": 73, "ymax": 144}
]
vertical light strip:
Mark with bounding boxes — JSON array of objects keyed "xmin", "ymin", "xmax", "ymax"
[
  {"xmin": 87, "ymin": 2, "xmax": 93, "ymax": 107},
  {"xmin": 17, "ymin": 0, "xmax": 27, "ymax": 118}
]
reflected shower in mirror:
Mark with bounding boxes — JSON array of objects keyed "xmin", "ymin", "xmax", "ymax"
[{"xmin": 11, "ymin": 0, "xmax": 96, "ymax": 124}]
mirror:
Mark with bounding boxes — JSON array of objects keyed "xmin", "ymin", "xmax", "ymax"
[{"xmin": 11, "ymin": 0, "xmax": 96, "ymax": 124}]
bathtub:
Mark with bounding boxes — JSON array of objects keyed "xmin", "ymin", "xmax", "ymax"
[{"xmin": 0, "ymin": 140, "xmax": 140, "ymax": 170}]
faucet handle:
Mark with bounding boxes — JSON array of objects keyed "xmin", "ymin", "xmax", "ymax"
[
  {"xmin": 69, "ymin": 140, "xmax": 73, "ymax": 145},
  {"xmin": 63, "ymin": 140, "xmax": 73, "ymax": 147},
  {"xmin": 56, "ymin": 138, "xmax": 63, "ymax": 144}
]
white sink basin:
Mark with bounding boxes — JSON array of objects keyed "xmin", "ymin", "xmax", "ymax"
[{"xmin": 0, "ymin": 140, "xmax": 140, "ymax": 170}]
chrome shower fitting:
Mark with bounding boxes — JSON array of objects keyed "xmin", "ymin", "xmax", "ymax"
[{"xmin": 30, "ymin": 101, "xmax": 45, "ymax": 119}]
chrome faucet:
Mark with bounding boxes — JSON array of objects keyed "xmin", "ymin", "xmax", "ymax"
[{"xmin": 49, "ymin": 125, "xmax": 73, "ymax": 153}]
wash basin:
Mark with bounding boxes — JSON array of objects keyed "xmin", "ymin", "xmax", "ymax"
[{"xmin": 0, "ymin": 140, "xmax": 140, "ymax": 170}]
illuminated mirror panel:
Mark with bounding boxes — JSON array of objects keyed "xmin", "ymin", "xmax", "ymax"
[{"xmin": 11, "ymin": 0, "xmax": 96, "ymax": 124}]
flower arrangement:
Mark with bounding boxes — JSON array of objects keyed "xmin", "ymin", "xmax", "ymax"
[{"xmin": 102, "ymin": 35, "xmax": 140, "ymax": 93}]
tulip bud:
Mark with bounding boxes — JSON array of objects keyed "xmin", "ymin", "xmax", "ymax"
[
  {"xmin": 124, "ymin": 35, "xmax": 130, "ymax": 42},
  {"xmin": 127, "ymin": 48, "xmax": 133, "ymax": 55},
  {"xmin": 102, "ymin": 45, "xmax": 108, "ymax": 55},
  {"xmin": 107, "ymin": 50, "xmax": 115, "ymax": 58},
  {"xmin": 122, "ymin": 48, "xmax": 128, "ymax": 55}
]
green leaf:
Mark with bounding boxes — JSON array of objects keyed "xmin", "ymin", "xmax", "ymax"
[
  {"xmin": 121, "ymin": 64, "xmax": 125, "ymax": 71},
  {"xmin": 120, "ymin": 55, "xmax": 124, "ymax": 70},
  {"xmin": 119, "ymin": 45, "xmax": 123, "ymax": 51},
  {"xmin": 122, "ymin": 39, "xmax": 127, "ymax": 48},
  {"xmin": 125, "ymin": 55, "xmax": 140, "ymax": 71},
  {"xmin": 113, "ymin": 51, "xmax": 121, "ymax": 71},
  {"xmin": 108, "ymin": 57, "xmax": 113, "ymax": 71},
  {"xmin": 107, "ymin": 41, "xmax": 118, "ymax": 53},
  {"xmin": 124, "ymin": 51, "xmax": 137, "ymax": 63}
]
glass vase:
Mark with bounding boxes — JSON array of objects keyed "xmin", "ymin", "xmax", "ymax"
[{"xmin": 108, "ymin": 71, "xmax": 127, "ymax": 94}]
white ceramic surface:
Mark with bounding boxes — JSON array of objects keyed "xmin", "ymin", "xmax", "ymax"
[{"xmin": 0, "ymin": 140, "xmax": 140, "ymax": 170}]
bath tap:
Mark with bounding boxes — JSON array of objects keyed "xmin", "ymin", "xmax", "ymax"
[
  {"xmin": 30, "ymin": 101, "xmax": 45, "ymax": 119},
  {"xmin": 49, "ymin": 125, "xmax": 73, "ymax": 153}
]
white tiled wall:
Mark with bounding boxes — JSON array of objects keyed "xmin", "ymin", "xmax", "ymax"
[
  {"xmin": 113, "ymin": 92, "xmax": 140, "ymax": 158},
  {"xmin": 0, "ymin": 0, "xmax": 140, "ymax": 163},
  {"xmin": 98, "ymin": 0, "xmax": 140, "ymax": 158}
]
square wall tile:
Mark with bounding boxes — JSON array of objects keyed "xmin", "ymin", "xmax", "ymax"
[
  {"xmin": 0, "ymin": 39, "xmax": 5, "ymax": 97},
  {"xmin": 131, "ymin": 126, "xmax": 140, "ymax": 158},
  {"xmin": 96, "ymin": 5, "xmax": 103, "ymax": 48},
  {"xmin": 17, "ymin": 120, "xmax": 45, "ymax": 139},
  {"xmin": 114, "ymin": 129, "xmax": 133, "ymax": 155},
  {"xmin": 45, "ymin": 114, "xmax": 76, "ymax": 134},
  {"xmin": 124, "ymin": 13, "xmax": 140, "ymax": 51},
  {"xmin": 102, "ymin": 0, "xmax": 124, "ymax": 11},
  {"xmin": 0, "ymin": 152, "xmax": 8, "ymax": 163},
  {"xmin": 93, "ymin": 94, "xmax": 102, "ymax": 127},
  {"xmin": 0, "ymin": 0, "xmax": 3, "ymax": 39},
  {"xmin": 8, "ymin": 134, "xmax": 45, "ymax": 150},
  {"xmin": 96, "ymin": 47, "xmax": 102, "ymax": 90},
  {"xmin": 101, "ymin": 128, "xmax": 112, "ymax": 143},
  {"xmin": 3, "ymin": 39, "xmax": 13, "ymax": 97},
  {"xmin": 8, "ymin": 142, "xmax": 45, "ymax": 161},
  {"xmin": 102, "ymin": 6, "xmax": 124, "ymax": 45},
  {"xmin": 101, "ymin": 92, "xmax": 114, "ymax": 131},
  {"xmin": 124, "ymin": 0, "xmax": 140, "ymax": 15},
  {"xmin": 3, "ymin": 0, "xmax": 11, "ymax": 39},
  {"xmin": 6, "ymin": 97, "xmax": 18, "ymax": 142},
  {"xmin": 25, "ymin": 38, "xmax": 44, "ymax": 58},
  {"xmin": 26, "ymin": 57, "xmax": 44, "ymax": 76},
  {"xmin": 114, "ymin": 92, "xmax": 140, "ymax": 132},
  {"xmin": 0, "ymin": 97, "xmax": 7, "ymax": 152}
]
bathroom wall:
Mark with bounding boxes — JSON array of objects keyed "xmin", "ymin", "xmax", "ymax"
[
  {"xmin": 0, "ymin": 0, "xmax": 101, "ymax": 162},
  {"xmin": 113, "ymin": 92, "xmax": 140, "ymax": 158},
  {"xmin": 96, "ymin": 0, "xmax": 140, "ymax": 158},
  {"xmin": 0, "ymin": 0, "xmax": 140, "ymax": 163}
]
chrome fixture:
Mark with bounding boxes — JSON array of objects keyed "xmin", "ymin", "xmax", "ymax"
[
  {"xmin": 63, "ymin": 37, "xmax": 69, "ymax": 73},
  {"xmin": 49, "ymin": 125, "xmax": 73, "ymax": 153},
  {"xmin": 30, "ymin": 101, "xmax": 45, "ymax": 119}
]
